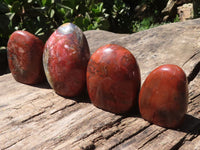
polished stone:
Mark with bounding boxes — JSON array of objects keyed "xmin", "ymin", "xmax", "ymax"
[
  {"xmin": 7, "ymin": 30, "xmax": 45, "ymax": 84},
  {"xmin": 43, "ymin": 23, "xmax": 90, "ymax": 97},
  {"xmin": 139, "ymin": 64, "xmax": 188, "ymax": 128},
  {"xmin": 87, "ymin": 44, "xmax": 141, "ymax": 114}
]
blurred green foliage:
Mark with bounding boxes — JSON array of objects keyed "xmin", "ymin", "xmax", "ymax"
[
  {"xmin": 0, "ymin": 0, "xmax": 180, "ymax": 48},
  {"xmin": 0, "ymin": 0, "xmax": 111, "ymax": 45}
]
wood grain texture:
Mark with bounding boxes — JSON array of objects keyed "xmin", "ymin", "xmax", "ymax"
[{"xmin": 0, "ymin": 19, "xmax": 200, "ymax": 150}]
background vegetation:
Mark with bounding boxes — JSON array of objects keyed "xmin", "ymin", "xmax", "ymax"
[
  {"xmin": 0, "ymin": 0, "xmax": 172, "ymax": 46},
  {"xmin": 0, "ymin": 0, "xmax": 199, "ymax": 75}
]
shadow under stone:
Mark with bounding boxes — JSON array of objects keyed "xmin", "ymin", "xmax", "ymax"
[{"xmin": 178, "ymin": 114, "xmax": 200, "ymax": 135}]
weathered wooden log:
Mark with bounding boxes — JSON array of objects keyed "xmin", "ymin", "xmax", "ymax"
[{"xmin": 0, "ymin": 19, "xmax": 200, "ymax": 150}]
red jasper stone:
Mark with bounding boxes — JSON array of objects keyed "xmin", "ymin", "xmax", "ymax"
[
  {"xmin": 43, "ymin": 23, "xmax": 90, "ymax": 97},
  {"xmin": 7, "ymin": 30, "xmax": 45, "ymax": 84},
  {"xmin": 87, "ymin": 44, "xmax": 141, "ymax": 114},
  {"xmin": 139, "ymin": 64, "xmax": 188, "ymax": 128}
]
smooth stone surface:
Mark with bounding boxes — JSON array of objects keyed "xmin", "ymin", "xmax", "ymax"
[
  {"xmin": 7, "ymin": 30, "xmax": 45, "ymax": 84},
  {"xmin": 43, "ymin": 23, "xmax": 90, "ymax": 97},
  {"xmin": 87, "ymin": 44, "xmax": 141, "ymax": 114},
  {"xmin": 139, "ymin": 64, "xmax": 188, "ymax": 128}
]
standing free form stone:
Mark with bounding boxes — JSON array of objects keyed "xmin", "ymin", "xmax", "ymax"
[
  {"xmin": 7, "ymin": 30, "xmax": 45, "ymax": 84},
  {"xmin": 43, "ymin": 23, "xmax": 90, "ymax": 97},
  {"xmin": 87, "ymin": 44, "xmax": 141, "ymax": 114},
  {"xmin": 139, "ymin": 64, "xmax": 188, "ymax": 128}
]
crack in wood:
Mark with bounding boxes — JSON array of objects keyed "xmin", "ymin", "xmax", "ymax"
[
  {"xmin": 50, "ymin": 102, "xmax": 76, "ymax": 115},
  {"xmin": 81, "ymin": 142, "xmax": 96, "ymax": 150},
  {"xmin": 110, "ymin": 124, "xmax": 151, "ymax": 150},
  {"xmin": 0, "ymin": 104, "xmax": 8, "ymax": 108},
  {"xmin": 73, "ymin": 117, "xmax": 124, "ymax": 145},
  {"xmin": 103, "ymin": 129, "xmax": 120, "ymax": 140},
  {"xmin": 99, "ymin": 117, "xmax": 124, "ymax": 132},
  {"xmin": 187, "ymin": 93, "xmax": 200, "ymax": 113},
  {"xmin": 1, "ymin": 135, "xmax": 30, "ymax": 150},
  {"xmin": 21, "ymin": 110, "xmax": 46, "ymax": 123},
  {"xmin": 138, "ymin": 128, "xmax": 167, "ymax": 149},
  {"xmin": 190, "ymin": 93, "xmax": 200, "ymax": 100},
  {"xmin": 170, "ymin": 136, "xmax": 186, "ymax": 150},
  {"xmin": 182, "ymin": 51, "xmax": 200, "ymax": 67},
  {"xmin": 187, "ymin": 61, "xmax": 200, "ymax": 84}
]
